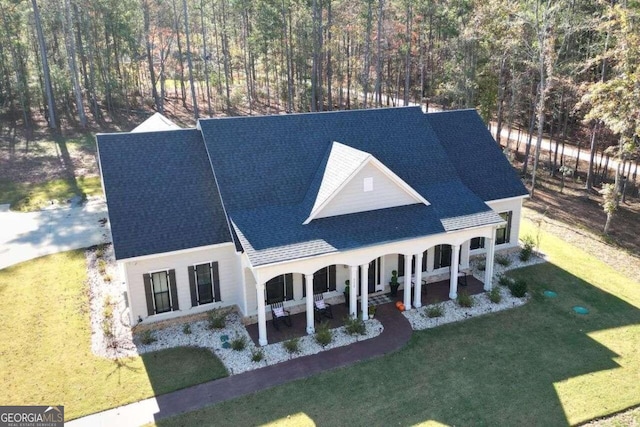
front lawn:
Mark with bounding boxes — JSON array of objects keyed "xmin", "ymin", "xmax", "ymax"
[
  {"xmin": 0, "ymin": 250, "xmax": 228, "ymax": 420},
  {"xmin": 155, "ymin": 220, "xmax": 640, "ymax": 426},
  {"xmin": 0, "ymin": 176, "xmax": 103, "ymax": 211}
]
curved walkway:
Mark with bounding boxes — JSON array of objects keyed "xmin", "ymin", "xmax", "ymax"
[{"xmin": 67, "ymin": 303, "xmax": 412, "ymax": 427}]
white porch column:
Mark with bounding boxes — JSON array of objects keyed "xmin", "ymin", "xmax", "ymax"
[
  {"xmin": 360, "ymin": 263, "xmax": 369, "ymax": 320},
  {"xmin": 349, "ymin": 266, "xmax": 358, "ymax": 317},
  {"xmin": 256, "ymin": 282, "xmax": 268, "ymax": 346},
  {"xmin": 426, "ymin": 248, "xmax": 435, "ymax": 272},
  {"xmin": 460, "ymin": 240, "xmax": 471, "ymax": 269},
  {"xmin": 484, "ymin": 230, "xmax": 496, "ymax": 291},
  {"xmin": 449, "ymin": 244, "xmax": 460, "ymax": 300},
  {"xmin": 403, "ymin": 254, "xmax": 412, "ymax": 309},
  {"xmin": 305, "ymin": 274, "xmax": 315, "ymax": 334},
  {"xmin": 413, "ymin": 252, "xmax": 423, "ymax": 308}
]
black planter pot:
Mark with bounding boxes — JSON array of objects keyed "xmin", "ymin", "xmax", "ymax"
[
  {"xmin": 389, "ymin": 283, "xmax": 400, "ymax": 297},
  {"xmin": 343, "ymin": 291, "xmax": 349, "ymax": 306}
]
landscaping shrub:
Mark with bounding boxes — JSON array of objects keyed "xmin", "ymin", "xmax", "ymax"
[
  {"xmin": 251, "ymin": 348, "xmax": 264, "ymax": 362},
  {"xmin": 520, "ymin": 235, "xmax": 535, "ymax": 261},
  {"xmin": 230, "ymin": 335, "xmax": 247, "ymax": 351},
  {"xmin": 140, "ymin": 330, "xmax": 156, "ymax": 345},
  {"xmin": 495, "ymin": 254, "xmax": 512, "ymax": 267},
  {"xmin": 102, "ymin": 296, "xmax": 115, "ymax": 339},
  {"xmin": 509, "ymin": 279, "xmax": 528, "ymax": 298},
  {"xmin": 182, "ymin": 324, "xmax": 192, "ymax": 335},
  {"xmin": 477, "ymin": 261, "xmax": 486, "ymax": 271},
  {"xmin": 343, "ymin": 316, "xmax": 366, "ymax": 335},
  {"xmin": 283, "ymin": 337, "xmax": 300, "ymax": 354},
  {"xmin": 457, "ymin": 291, "xmax": 474, "ymax": 308},
  {"xmin": 95, "ymin": 246, "xmax": 104, "ymax": 259},
  {"xmin": 498, "ymin": 275, "xmax": 514, "ymax": 287},
  {"xmin": 314, "ymin": 322, "xmax": 333, "ymax": 347},
  {"xmin": 488, "ymin": 287, "xmax": 502, "ymax": 303},
  {"xmin": 103, "ymin": 274, "xmax": 112, "ymax": 283},
  {"xmin": 425, "ymin": 303, "xmax": 444, "ymax": 318},
  {"xmin": 207, "ymin": 308, "xmax": 226, "ymax": 329},
  {"xmin": 97, "ymin": 259, "xmax": 107, "ymax": 275}
]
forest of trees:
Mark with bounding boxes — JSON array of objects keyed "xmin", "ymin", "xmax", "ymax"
[{"xmin": 0, "ymin": 0, "xmax": 638, "ymax": 190}]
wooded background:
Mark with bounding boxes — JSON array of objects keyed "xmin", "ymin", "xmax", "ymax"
[{"xmin": 0, "ymin": 0, "xmax": 638, "ymax": 180}]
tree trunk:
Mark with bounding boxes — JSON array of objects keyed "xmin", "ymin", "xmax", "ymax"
[
  {"xmin": 374, "ymin": 0, "xmax": 384, "ymax": 107},
  {"xmin": 143, "ymin": 0, "xmax": 161, "ymax": 112},
  {"xmin": 182, "ymin": 0, "xmax": 198, "ymax": 119},
  {"xmin": 326, "ymin": 0, "xmax": 333, "ymax": 111},
  {"xmin": 172, "ymin": 0, "xmax": 186, "ymax": 105},
  {"xmin": 32, "ymin": 0, "xmax": 57, "ymax": 129},
  {"xmin": 200, "ymin": 0, "xmax": 212, "ymax": 116},
  {"xmin": 362, "ymin": 0, "xmax": 373, "ymax": 108},
  {"xmin": 403, "ymin": 2, "xmax": 412, "ymax": 106}
]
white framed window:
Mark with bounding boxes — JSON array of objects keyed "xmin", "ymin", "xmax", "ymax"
[{"xmin": 363, "ymin": 177, "xmax": 373, "ymax": 192}]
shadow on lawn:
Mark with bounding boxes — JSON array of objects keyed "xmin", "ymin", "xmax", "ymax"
[{"xmin": 152, "ymin": 262, "xmax": 640, "ymax": 426}]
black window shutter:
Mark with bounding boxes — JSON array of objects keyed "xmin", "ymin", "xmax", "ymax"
[
  {"xmin": 285, "ymin": 273, "xmax": 293, "ymax": 301},
  {"xmin": 212, "ymin": 262, "xmax": 221, "ymax": 302},
  {"xmin": 422, "ymin": 250, "xmax": 428, "ymax": 272},
  {"xmin": 329, "ymin": 265, "xmax": 336, "ymax": 291},
  {"xmin": 188, "ymin": 266, "xmax": 197, "ymax": 307},
  {"xmin": 168, "ymin": 269, "xmax": 179, "ymax": 311},
  {"xmin": 143, "ymin": 274, "xmax": 154, "ymax": 316}
]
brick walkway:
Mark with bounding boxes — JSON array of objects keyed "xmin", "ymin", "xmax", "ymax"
[{"xmin": 67, "ymin": 302, "xmax": 413, "ymax": 427}]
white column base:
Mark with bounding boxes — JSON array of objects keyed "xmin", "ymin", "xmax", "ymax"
[
  {"xmin": 449, "ymin": 244, "xmax": 460, "ymax": 300},
  {"xmin": 256, "ymin": 282, "xmax": 268, "ymax": 346},
  {"xmin": 349, "ymin": 266, "xmax": 358, "ymax": 317},
  {"xmin": 413, "ymin": 252, "xmax": 423, "ymax": 308}
]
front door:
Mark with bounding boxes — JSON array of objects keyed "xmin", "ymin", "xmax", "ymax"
[{"xmin": 359, "ymin": 257, "xmax": 381, "ymax": 294}]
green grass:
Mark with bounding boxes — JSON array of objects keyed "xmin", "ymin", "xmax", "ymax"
[
  {"xmin": 0, "ymin": 176, "xmax": 103, "ymax": 211},
  {"xmin": 155, "ymin": 220, "xmax": 640, "ymax": 426},
  {"xmin": 0, "ymin": 250, "xmax": 228, "ymax": 420}
]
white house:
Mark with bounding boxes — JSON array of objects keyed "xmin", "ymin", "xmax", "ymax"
[{"xmin": 96, "ymin": 107, "xmax": 528, "ymax": 346}]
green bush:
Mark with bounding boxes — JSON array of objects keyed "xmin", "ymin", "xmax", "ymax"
[
  {"xmin": 509, "ymin": 279, "xmax": 528, "ymax": 298},
  {"xmin": 207, "ymin": 308, "xmax": 226, "ymax": 329},
  {"xmin": 95, "ymin": 246, "xmax": 104, "ymax": 259},
  {"xmin": 103, "ymin": 274, "xmax": 112, "ymax": 283},
  {"xmin": 477, "ymin": 261, "xmax": 486, "ymax": 271},
  {"xmin": 140, "ymin": 329, "xmax": 156, "ymax": 345},
  {"xmin": 97, "ymin": 259, "xmax": 107, "ymax": 275},
  {"xmin": 498, "ymin": 275, "xmax": 514, "ymax": 287},
  {"xmin": 520, "ymin": 235, "xmax": 535, "ymax": 261},
  {"xmin": 182, "ymin": 324, "xmax": 192, "ymax": 335},
  {"xmin": 488, "ymin": 287, "xmax": 502, "ymax": 303},
  {"xmin": 230, "ymin": 335, "xmax": 247, "ymax": 351},
  {"xmin": 283, "ymin": 337, "xmax": 300, "ymax": 354},
  {"xmin": 425, "ymin": 303, "xmax": 444, "ymax": 318},
  {"xmin": 315, "ymin": 322, "xmax": 333, "ymax": 347},
  {"xmin": 343, "ymin": 316, "xmax": 366, "ymax": 335},
  {"xmin": 495, "ymin": 254, "xmax": 512, "ymax": 267},
  {"xmin": 457, "ymin": 291, "xmax": 474, "ymax": 308},
  {"xmin": 251, "ymin": 348, "xmax": 264, "ymax": 362}
]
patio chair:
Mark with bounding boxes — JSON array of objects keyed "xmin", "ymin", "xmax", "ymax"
[
  {"xmin": 458, "ymin": 271, "xmax": 468, "ymax": 287},
  {"xmin": 270, "ymin": 301, "xmax": 292, "ymax": 331},
  {"xmin": 313, "ymin": 293, "xmax": 333, "ymax": 321}
]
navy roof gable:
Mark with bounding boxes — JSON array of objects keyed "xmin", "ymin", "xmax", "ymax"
[
  {"xmin": 424, "ymin": 110, "xmax": 528, "ymax": 201},
  {"xmin": 97, "ymin": 129, "xmax": 232, "ymax": 260}
]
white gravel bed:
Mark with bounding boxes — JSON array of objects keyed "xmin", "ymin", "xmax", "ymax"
[
  {"xmin": 403, "ymin": 247, "xmax": 545, "ymax": 331},
  {"xmin": 86, "ymin": 244, "xmax": 137, "ymax": 359},
  {"xmin": 132, "ymin": 313, "xmax": 383, "ymax": 375},
  {"xmin": 402, "ymin": 286, "xmax": 528, "ymax": 330}
]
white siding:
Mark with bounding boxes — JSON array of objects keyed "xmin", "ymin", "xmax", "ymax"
[
  {"xmin": 315, "ymin": 162, "xmax": 418, "ymax": 219},
  {"xmin": 123, "ymin": 244, "xmax": 241, "ymax": 324}
]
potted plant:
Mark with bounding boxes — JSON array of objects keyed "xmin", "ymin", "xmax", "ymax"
[
  {"xmin": 389, "ymin": 270, "xmax": 400, "ymax": 296},
  {"xmin": 368, "ymin": 305, "xmax": 376, "ymax": 319},
  {"xmin": 343, "ymin": 280, "xmax": 350, "ymax": 307}
]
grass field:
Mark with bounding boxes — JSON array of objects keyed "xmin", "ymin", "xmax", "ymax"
[
  {"xmin": 155, "ymin": 220, "xmax": 640, "ymax": 426},
  {"xmin": 0, "ymin": 250, "xmax": 228, "ymax": 420},
  {"xmin": 0, "ymin": 176, "xmax": 103, "ymax": 211}
]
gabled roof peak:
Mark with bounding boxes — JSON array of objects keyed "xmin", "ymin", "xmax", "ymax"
[{"xmin": 303, "ymin": 141, "xmax": 429, "ymax": 224}]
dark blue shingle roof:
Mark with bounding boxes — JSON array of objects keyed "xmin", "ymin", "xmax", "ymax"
[
  {"xmin": 199, "ymin": 107, "xmax": 508, "ymax": 266},
  {"xmin": 97, "ymin": 129, "xmax": 232, "ymax": 260},
  {"xmin": 425, "ymin": 110, "xmax": 528, "ymax": 201}
]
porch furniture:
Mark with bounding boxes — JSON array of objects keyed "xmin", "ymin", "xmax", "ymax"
[
  {"xmin": 270, "ymin": 301, "xmax": 292, "ymax": 330},
  {"xmin": 313, "ymin": 293, "xmax": 333, "ymax": 321},
  {"xmin": 458, "ymin": 271, "xmax": 468, "ymax": 287}
]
